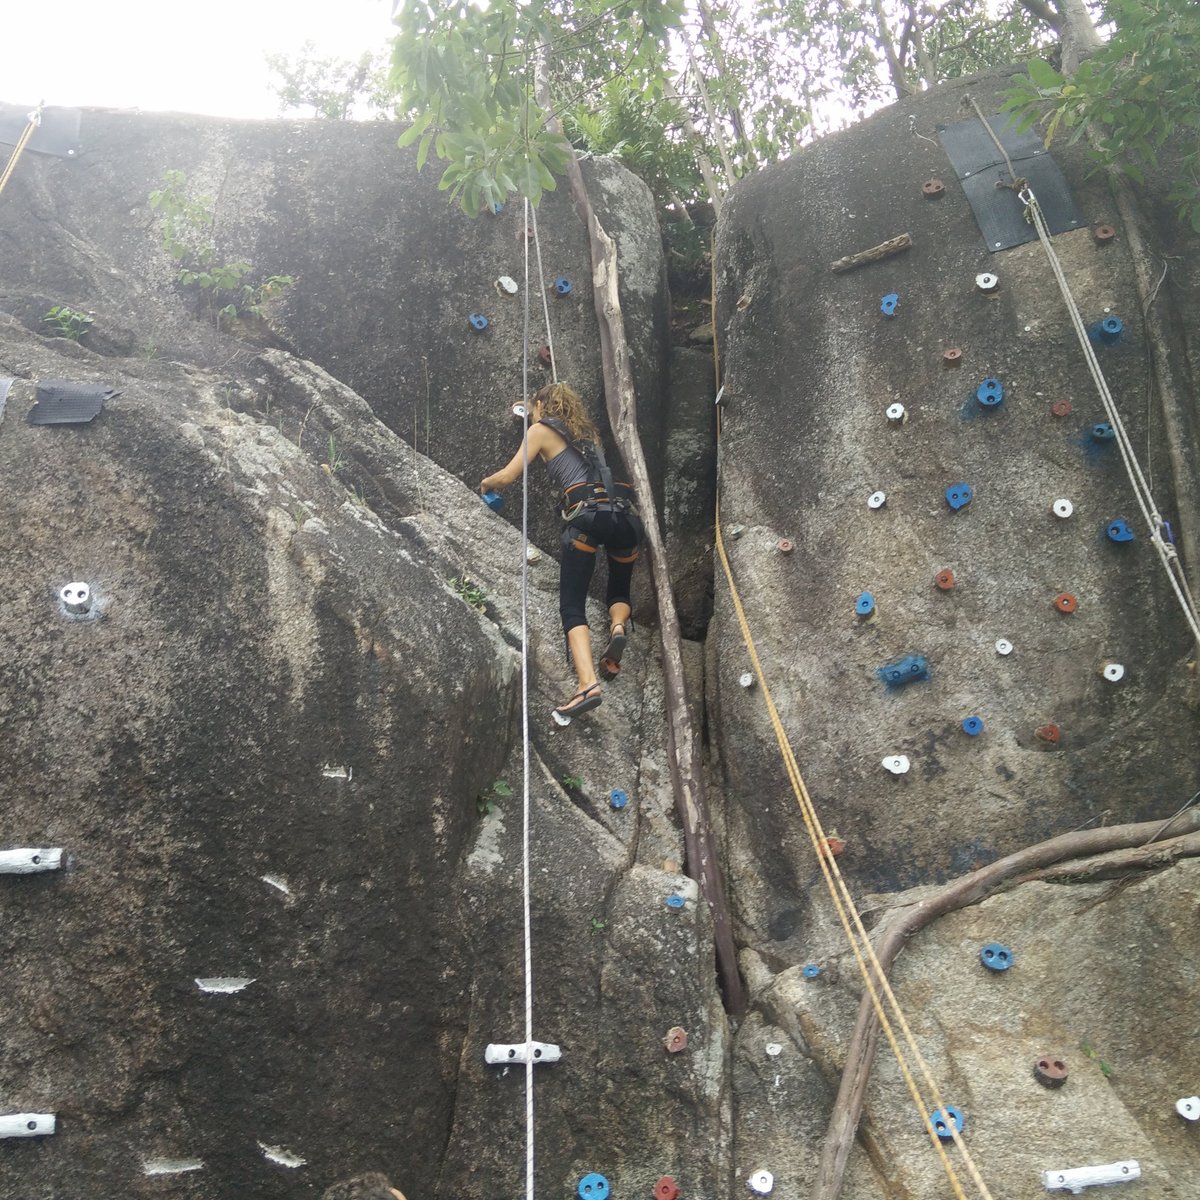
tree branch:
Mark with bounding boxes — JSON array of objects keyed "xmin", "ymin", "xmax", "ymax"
[{"xmin": 811, "ymin": 809, "xmax": 1200, "ymax": 1200}]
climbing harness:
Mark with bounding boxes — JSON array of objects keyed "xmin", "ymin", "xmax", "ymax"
[
  {"xmin": 538, "ymin": 415, "xmax": 639, "ymax": 525},
  {"xmin": 966, "ymin": 98, "xmax": 1200, "ymax": 649},
  {"xmin": 0, "ymin": 104, "xmax": 42, "ymax": 201},
  {"xmin": 710, "ymin": 250, "xmax": 994, "ymax": 1200}
]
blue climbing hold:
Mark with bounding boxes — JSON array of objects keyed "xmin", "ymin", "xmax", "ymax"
[
  {"xmin": 880, "ymin": 292, "xmax": 899, "ymax": 317},
  {"xmin": 481, "ymin": 490, "xmax": 504, "ymax": 513},
  {"xmin": 929, "ymin": 1106, "xmax": 965, "ymax": 1141},
  {"xmin": 980, "ymin": 942, "xmax": 1013, "ymax": 972},
  {"xmin": 855, "ymin": 591, "xmax": 875, "ymax": 617},
  {"xmin": 665, "ymin": 895, "xmax": 686, "ymax": 910},
  {"xmin": 803, "ymin": 963, "xmax": 822, "ymax": 978},
  {"xmin": 1088, "ymin": 315, "xmax": 1124, "ymax": 345},
  {"xmin": 491, "ymin": 201, "xmax": 505, "ymax": 215},
  {"xmin": 555, "ymin": 276, "xmax": 573, "ymax": 296},
  {"xmin": 469, "ymin": 313, "xmax": 489, "ymax": 331},
  {"xmin": 609, "ymin": 789, "xmax": 628, "ymax": 809},
  {"xmin": 1106, "ymin": 518, "xmax": 1135, "ymax": 543},
  {"xmin": 975, "ymin": 377, "xmax": 1004, "ymax": 408},
  {"xmin": 945, "ymin": 483, "xmax": 973, "ymax": 511},
  {"xmin": 962, "ymin": 716, "xmax": 984, "ymax": 737},
  {"xmin": 877, "ymin": 655, "xmax": 930, "ymax": 687},
  {"xmin": 579, "ymin": 1175, "xmax": 610, "ymax": 1200},
  {"xmin": 1092, "ymin": 422, "xmax": 1116, "ymax": 442}
]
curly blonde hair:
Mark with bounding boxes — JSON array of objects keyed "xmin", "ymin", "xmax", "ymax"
[{"xmin": 533, "ymin": 382, "xmax": 601, "ymax": 445}]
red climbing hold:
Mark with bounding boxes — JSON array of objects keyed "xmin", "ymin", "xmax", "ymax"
[
  {"xmin": 819, "ymin": 836, "xmax": 846, "ymax": 859},
  {"xmin": 935, "ymin": 569, "xmax": 956, "ymax": 591},
  {"xmin": 663, "ymin": 1027, "xmax": 688, "ymax": 1053},
  {"xmin": 1035, "ymin": 724, "xmax": 1061, "ymax": 745},
  {"xmin": 1050, "ymin": 399, "xmax": 1072, "ymax": 417},
  {"xmin": 1034, "ymin": 1056, "xmax": 1069, "ymax": 1088},
  {"xmin": 1053, "ymin": 592, "xmax": 1078, "ymax": 614},
  {"xmin": 655, "ymin": 1178, "xmax": 680, "ymax": 1200}
]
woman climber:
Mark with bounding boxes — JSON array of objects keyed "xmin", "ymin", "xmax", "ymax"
[{"xmin": 480, "ymin": 381, "xmax": 643, "ymax": 723}]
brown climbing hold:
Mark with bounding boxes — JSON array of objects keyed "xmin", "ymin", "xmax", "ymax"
[
  {"xmin": 777, "ymin": 539, "xmax": 794, "ymax": 554},
  {"xmin": 1034, "ymin": 1056, "xmax": 1069, "ymax": 1088},
  {"xmin": 1093, "ymin": 224, "xmax": 1116, "ymax": 245},
  {"xmin": 1035, "ymin": 724, "xmax": 1061, "ymax": 745},
  {"xmin": 922, "ymin": 178, "xmax": 946, "ymax": 198},
  {"xmin": 517, "ymin": 225, "xmax": 534, "ymax": 242},
  {"xmin": 935, "ymin": 569, "xmax": 956, "ymax": 591},
  {"xmin": 942, "ymin": 347, "xmax": 963, "ymax": 368},
  {"xmin": 1054, "ymin": 592, "xmax": 1078, "ymax": 614},
  {"xmin": 664, "ymin": 1027, "xmax": 688, "ymax": 1054},
  {"xmin": 819, "ymin": 836, "xmax": 846, "ymax": 859},
  {"xmin": 1050, "ymin": 399, "xmax": 1073, "ymax": 417},
  {"xmin": 655, "ymin": 1178, "xmax": 681, "ymax": 1200},
  {"xmin": 537, "ymin": 345, "xmax": 553, "ymax": 366}
]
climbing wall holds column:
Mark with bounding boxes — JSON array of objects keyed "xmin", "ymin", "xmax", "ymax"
[
  {"xmin": 1034, "ymin": 1056, "xmax": 1069, "ymax": 1089},
  {"xmin": 945, "ymin": 483, "xmax": 973, "ymax": 511},
  {"xmin": 928, "ymin": 1106, "xmax": 965, "ymax": 1141},
  {"xmin": 979, "ymin": 942, "xmax": 1013, "ymax": 971}
]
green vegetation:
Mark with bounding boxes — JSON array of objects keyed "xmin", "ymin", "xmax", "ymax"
[
  {"xmin": 450, "ymin": 575, "xmax": 488, "ymax": 613},
  {"xmin": 1080, "ymin": 1037, "xmax": 1116, "ymax": 1080},
  {"xmin": 149, "ymin": 169, "xmax": 295, "ymax": 328},
  {"xmin": 42, "ymin": 305, "xmax": 93, "ymax": 341},
  {"xmin": 476, "ymin": 778, "xmax": 513, "ymax": 816},
  {"xmin": 323, "ymin": 433, "xmax": 348, "ymax": 477},
  {"xmin": 560, "ymin": 772, "xmax": 584, "ymax": 791},
  {"xmin": 1007, "ymin": 0, "xmax": 1200, "ymax": 231},
  {"xmin": 267, "ymin": 41, "xmax": 396, "ymax": 119}
]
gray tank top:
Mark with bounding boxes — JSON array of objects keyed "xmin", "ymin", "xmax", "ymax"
[{"xmin": 541, "ymin": 428, "xmax": 592, "ymax": 494}]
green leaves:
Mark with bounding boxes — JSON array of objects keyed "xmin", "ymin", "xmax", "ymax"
[{"xmin": 1026, "ymin": 57, "xmax": 1064, "ymax": 91}]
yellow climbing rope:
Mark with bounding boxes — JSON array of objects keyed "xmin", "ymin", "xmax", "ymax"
[
  {"xmin": 0, "ymin": 105, "xmax": 42, "ymax": 201},
  {"xmin": 709, "ymin": 252, "xmax": 995, "ymax": 1200}
]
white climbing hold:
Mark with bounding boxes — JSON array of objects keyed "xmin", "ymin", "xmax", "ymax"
[
  {"xmin": 995, "ymin": 639, "xmax": 1014, "ymax": 656},
  {"xmin": 0, "ymin": 848, "xmax": 62, "ymax": 874},
  {"xmin": 886, "ymin": 402, "xmax": 907, "ymax": 425},
  {"xmin": 739, "ymin": 672, "xmax": 755, "ymax": 689},
  {"xmin": 975, "ymin": 272, "xmax": 999, "ymax": 292},
  {"xmin": 59, "ymin": 582, "xmax": 91, "ymax": 615},
  {"xmin": 496, "ymin": 275, "xmax": 519, "ymax": 295},
  {"xmin": 1176, "ymin": 1096, "xmax": 1199, "ymax": 1121},
  {"xmin": 0, "ymin": 1114, "xmax": 55, "ymax": 1139},
  {"xmin": 485, "ymin": 1041, "xmax": 562, "ymax": 1065},
  {"xmin": 1101, "ymin": 662, "xmax": 1126, "ymax": 683},
  {"xmin": 1052, "ymin": 499, "xmax": 1073, "ymax": 519},
  {"xmin": 882, "ymin": 755, "xmax": 910, "ymax": 775},
  {"xmin": 1042, "ymin": 1160, "xmax": 1140, "ymax": 1193},
  {"xmin": 748, "ymin": 1170, "xmax": 774, "ymax": 1195},
  {"xmin": 765, "ymin": 1043, "xmax": 782, "ymax": 1057},
  {"xmin": 551, "ymin": 708, "xmax": 572, "ymax": 728},
  {"xmin": 512, "ymin": 403, "xmax": 527, "ymax": 420},
  {"xmin": 868, "ymin": 491, "xmax": 887, "ymax": 510},
  {"xmin": 321, "ymin": 764, "xmax": 352, "ymax": 781},
  {"xmin": 261, "ymin": 874, "xmax": 291, "ymax": 896},
  {"xmin": 526, "ymin": 545, "xmax": 542, "ymax": 564}
]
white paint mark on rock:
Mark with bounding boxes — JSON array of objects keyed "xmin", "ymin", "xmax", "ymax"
[
  {"xmin": 259, "ymin": 1142, "xmax": 307, "ymax": 1168},
  {"xmin": 195, "ymin": 977, "xmax": 255, "ymax": 994},
  {"xmin": 143, "ymin": 1158, "xmax": 204, "ymax": 1176},
  {"xmin": 321, "ymin": 764, "xmax": 353, "ymax": 781}
]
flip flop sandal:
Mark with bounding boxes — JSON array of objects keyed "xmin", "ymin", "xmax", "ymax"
[
  {"xmin": 551, "ymin": 684, "xmax": 603, "ymax": 726},
  {"xmin": 599, "ymin": 624, "xmax": 628, "ymax": 679}
]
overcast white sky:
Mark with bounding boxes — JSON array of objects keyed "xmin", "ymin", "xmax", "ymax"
[{"xmin": 3, "ymin": 0, "xmax": 398, "ymax": 119}]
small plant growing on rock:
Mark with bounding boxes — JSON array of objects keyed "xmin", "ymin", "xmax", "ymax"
[
  {"xmin": 450, "ymin": 575, "xmax": 488, "ymax": 613},
  {"xmin": 43, "ymin": 305, "xmax": 93, "ymax": 341},
  {"xmin": 149, "ymin": 169, "xmax": 294, "ymax": 329},
  {"xmin": 560, "ymin": 773, "xmax": 584, "ymax": 792},
  {"xmin": 476, "ymin": 778, "xmax": 512, "ymax": 815}
]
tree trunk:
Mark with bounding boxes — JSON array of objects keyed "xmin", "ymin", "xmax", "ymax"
[
  {"xmin": 536, "ymin": 61, "xmax": 746, "ymax": 1015},
  {"xmin": 811, "ymin": 810, "xmax": 1200, "ymax": 1200},
  {"xmin": 694, "ymin": 0, "xmax": 757, "ymax": 169},
  {"xmin": 1055, "ymin": 0, "xmax": 1101, "ymax": 73},
  {"xmin": 662, "ymin": 74, "xmax": 724, "ymax": 216}
]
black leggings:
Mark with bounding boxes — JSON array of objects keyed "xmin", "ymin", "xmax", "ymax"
[{"xmin": 559, "ymin": 509, "xmax": 641, "ymax": 634}]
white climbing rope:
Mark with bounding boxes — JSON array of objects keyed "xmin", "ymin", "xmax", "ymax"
[
  {"xmin": 519, "ymin": 196, "xmax": 536, "ymax": 1200},
  {"xmin": 528, "ymin": 201, "xmax": 559, "ymax": 383},
  {"xmin": 1020, "ymin": 185, "xmax": 1200, "ymax": 648}
]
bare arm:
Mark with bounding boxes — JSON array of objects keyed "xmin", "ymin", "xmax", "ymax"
[{"xmin": 480, "ymin": 425, "xmax": 552, "ymax": 491}]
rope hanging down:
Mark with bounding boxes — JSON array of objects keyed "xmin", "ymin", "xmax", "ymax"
[
  {"xmin": 965, "ymin": 97, "xmax": 1200, "ymax": 648},
  {"xmin": 709, "ymin": 257, "xmax": 994, "ymax": 1200},
  {"xmin": 0, "ymin": 104, "xmax": 42, "ymax": 201}
]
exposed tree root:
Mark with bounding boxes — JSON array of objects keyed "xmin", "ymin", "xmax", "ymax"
[{"xmin": 812, "ymin": 810, "xmax": 1200, "ymax": 1200}]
